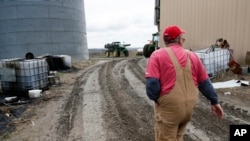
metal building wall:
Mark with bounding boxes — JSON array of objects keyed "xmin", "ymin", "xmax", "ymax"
[
  {"xmin": 0, "ymin": 0, "xmax": 88, "ymax": 61},
  {"xmin": 159, "ymin": 0, "xmax": 250, "ymax": 64}
]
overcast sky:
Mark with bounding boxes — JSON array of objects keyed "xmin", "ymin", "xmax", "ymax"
[{"xmin": 84, "ymin": 0, "xmax": 157, "ymax": 49}]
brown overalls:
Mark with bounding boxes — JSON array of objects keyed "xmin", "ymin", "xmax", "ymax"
[{"xmin": 155, "ymin": 48, "xmax": 199, "ymax": 141}]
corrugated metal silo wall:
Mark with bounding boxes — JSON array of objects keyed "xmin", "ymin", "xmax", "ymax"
[
  {"xmin": 0, "ymin": 0, "xmax": 89, "ymax": 61},
  {"xmin": 159, "ymin": 0, "xmax": 250, "ymax": 64}
]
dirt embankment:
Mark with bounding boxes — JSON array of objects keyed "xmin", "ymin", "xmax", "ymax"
[{"xmin": 1, "ymin": 57, "xmax": 250, "ymax": 141}]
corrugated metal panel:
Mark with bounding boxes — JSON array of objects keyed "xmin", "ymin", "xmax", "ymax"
[
  {"xmin": 154, "ymin": 0, "xmax": 160, "ymax": 26},
  {"xmin": 0, "ymin": 0, "xmax": 88, "ymax": 61},
  {"xmin": 159, "ymin": 0, "xmax": 250, "ymax": 64}
]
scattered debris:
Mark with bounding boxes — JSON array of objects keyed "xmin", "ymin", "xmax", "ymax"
[
  {"xmin": 5, "ymin": 113, "xmax": 11, "ymax": 117},
  {"xmin": 31, "ymin": 121, "xmax": 35, "ymax": 126},
  {"xmin": 28, "ymin": 90, "xmax": 42, "ymax": 98},
  {"xmin": 10, "ymin": 100, "xmax": 30, "ymax": 105},
  {"xmin": 212, "ymin": 79, "xmax": 250, "ymax": 89},
  {"xmin": 221, "ymin": 39, "xmax": 243, "ymax": 75},
  {"xmin": 246, "ymin": 51, "xmax": 250, "ymax": 67},
  {"xmin": 136, "ymin": 48, "xmax": 143, "ymax": 56},
  {"xmin": 239, "ymin": 80, "xmax": 250, "ymax": 86},
  {"xmin": 224, "ymin": 92, "xmax": 231, "ymax": 95},
  {"xmin": 4, "ymin": 96, "xmax": 18, "ymax": 102},
  {"xmin": 37, "ymin": 54, "xmax": 72, "ymax": 71}
]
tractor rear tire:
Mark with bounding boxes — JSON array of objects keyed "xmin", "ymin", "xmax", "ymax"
[
  {"xmin": 105, "ymin": 51, "xmax": 110, "ymax": 57},
  {"xmin": 123, "ymin": 50, "xmax": 129, "ymax": 57},
  {"xmin": 113, "ymin": 50, "xmax": 118, "ymax": 57},
  {"xmin": 143, "ymin": 44, "xmax": 150, "ymax": 58}
]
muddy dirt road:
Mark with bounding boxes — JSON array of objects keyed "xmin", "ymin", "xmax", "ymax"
[{"xmin": 1, "ymin": 57, "xmax": 250, "ymax": 141}]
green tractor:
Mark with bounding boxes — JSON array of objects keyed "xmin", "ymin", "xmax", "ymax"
[
  {"xmin": 143, "ymin": 32, "xmax": 159, "ymax": 58},
  {"xmin": 104, "ymin": 42, "xmax": 130, "ymax": 57}
]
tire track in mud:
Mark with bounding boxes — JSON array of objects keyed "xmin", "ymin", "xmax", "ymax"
[
  {"xmin": 55, "ymin": 70, "xmax": 87, "ymax": 140},
  {"xmin": 55, "ymin": 60, "xmax": 109, "ymax": 140},
  {"xmin": 99, "ymin": 58, "xmax": 155, "ymax": 141},
  {"xmin": 126, "ymin": 58, "xmax": 146, "ymax": 83},
  {"xmin": 188, "ymin": 93, "xmax": 250, "ymax": 141},
  {"xmin": 54, "ymin": 58, "xmax": 153, "ymax": 141},
  {"xmin": 56, "ymin": 76, "xmax": 83, "ymax": 140},
  {"xmin": 125, "ymin": 59, "xmax": 153, "ymax": 106},
  {"xmin": 81, "ymin": 66, "xmax": 107, "ymax": 141},
  {"xmin": 54, "ymin": 58, "xmax": 250, "ymax": 141},
  {"xmin": 189, "ymin": 96, "xmax": 229, "ymax": 141}
]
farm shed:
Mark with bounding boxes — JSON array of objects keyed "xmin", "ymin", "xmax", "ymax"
[{"xmin": 154, "ymin": 0, "xmax": 250, "ymax": 65}]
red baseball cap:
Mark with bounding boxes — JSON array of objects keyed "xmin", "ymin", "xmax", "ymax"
[{"xmin": 163, "ymin": 25, "xmax": 186, "ymax": 39}]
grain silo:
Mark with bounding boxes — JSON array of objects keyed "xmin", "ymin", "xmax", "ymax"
[{"xmin": 0, "ymin": 0, "xmax": 88, "ymax": 61}]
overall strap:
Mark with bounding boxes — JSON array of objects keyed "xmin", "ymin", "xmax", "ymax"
[{"xmin": 165, "ymin": 48, "xmax": 191, "ymax": 71}]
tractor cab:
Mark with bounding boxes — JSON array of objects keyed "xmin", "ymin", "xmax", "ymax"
[{"xmin": 143, "ymin": 32, "xmax": 159, "ymax": 58}]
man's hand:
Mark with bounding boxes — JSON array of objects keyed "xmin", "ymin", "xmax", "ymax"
[{"xmin": 211, "ymin": 104, "xmax": 224, "ymax": 119}]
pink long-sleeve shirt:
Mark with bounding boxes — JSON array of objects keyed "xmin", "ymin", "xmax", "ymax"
[{"xmin": 145, "ymin": 45, "xmax": 208, "ymax": 96}]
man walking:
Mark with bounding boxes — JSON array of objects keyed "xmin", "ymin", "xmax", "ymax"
[{"xmin": 145, "ymin": 25, "xmax": 224, "ymax": 141}]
